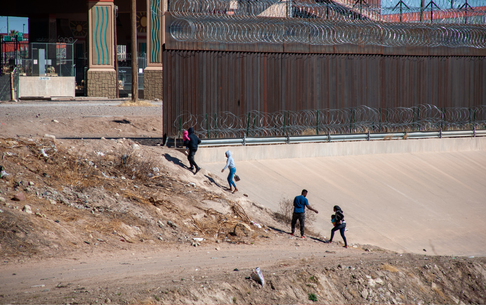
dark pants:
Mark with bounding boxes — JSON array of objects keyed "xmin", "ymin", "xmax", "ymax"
[
  {"xmin": 291, "ymin": 212, "xmax": 305, "ymax": 236},
  {"xmin": 330, "ymin": 223, "xmax": 347, "ymax": 246},
  {"xmin": 187, "ymin": 149, "xmax": 200, "ymax": 170}
]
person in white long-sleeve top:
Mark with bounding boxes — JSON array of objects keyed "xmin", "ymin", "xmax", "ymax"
[{"xmin": 221, "ymin": 150, "xmax": 238, "ymax": 193}]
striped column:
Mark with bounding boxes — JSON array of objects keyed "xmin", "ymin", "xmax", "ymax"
[
  {"xmin": 144, "ymin": 0, "xmax": 164, "ymax": 100},
  {"xmin": 87, "ymin": 0, "xmax": 117, "ymax": 98}
]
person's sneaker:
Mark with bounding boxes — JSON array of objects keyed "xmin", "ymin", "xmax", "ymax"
[
  {"xmin": 289, "ymin": 233, "xmax": 294, "ymax": 236},
  {"xmin": 300, "ymin": 236, "xmax": 306, "ymax": 239},
  {"xmin": 189, "ymin": 167, "xmax": 194, "ymax": 171},
  {"xmin": 343, "ymin": 245, "xmax": 348, "ymax": 248},
  {"xmin": 194, "ymin": 167, "xmax": 200, "ymax": 174}
]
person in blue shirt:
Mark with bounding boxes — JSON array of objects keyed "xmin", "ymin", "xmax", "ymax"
[{"xmin": 290, "ymin": 189, "xmax": 318, "ymax": 239}]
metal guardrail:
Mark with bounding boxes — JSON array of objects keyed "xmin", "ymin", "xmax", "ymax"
[{"xmin": 200, "ymin": 129, "xmax": 486, "ymax": 147}]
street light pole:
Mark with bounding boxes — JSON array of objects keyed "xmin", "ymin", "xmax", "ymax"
[{"xmin": 131, "ymin": 0, "xmax": 138, "ymax": 103}]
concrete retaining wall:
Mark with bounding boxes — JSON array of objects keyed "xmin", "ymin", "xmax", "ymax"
[
  {"xmin": 198, "ymin": 137, "xmax": 486, "ymax": 163},
  {"xmin": 19, "ymin": 76, "xmax": 75, "ymax": 99}
]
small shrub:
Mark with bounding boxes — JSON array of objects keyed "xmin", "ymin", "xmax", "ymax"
[
  {"xmin": 308, "ymin": 293, "xmax": 317, "ymax": 302},
  {"xmin": 115, "ymin": 148, "xmax": 160, "ymax": 182},
  {"xmin": 276, "ymin": 197, "xmax": 316, "ymax": 227}
]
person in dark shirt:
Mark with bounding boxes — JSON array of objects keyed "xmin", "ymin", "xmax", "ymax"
[
  {"xmin": 328, "ymin": 205, "xmax": 348, "ymax": 248},
  {"xmin": 183, "ymin": 127, "xmax": 201, "ymax": 174},
  {"xmin": 290, "ymin": 189, "xmax": 318, "ymax": 239}
]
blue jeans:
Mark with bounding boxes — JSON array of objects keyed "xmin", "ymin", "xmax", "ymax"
[
  {"xmin": 227, "ymin": 167, "xmax": 236, "ymax": 188},
  {"xmin": 330, "ymin": 223, "xmax": 347, "ymax": 247}
]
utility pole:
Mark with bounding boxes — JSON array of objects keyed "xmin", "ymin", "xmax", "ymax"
[
  {"xmin": 420, "ymin": 0, "xmax": 425, "ymax": 22},
  {"xmin": 131, "ymin": 0, "xmax": 138, "ymax": 102}
]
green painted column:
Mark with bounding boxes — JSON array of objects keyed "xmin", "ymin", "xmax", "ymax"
[
  {"xmin": 144, "ymin": 0, "xmax": 164, "ymax": 101},
  {"xmin": 87, "ymin": 0, "xmax": 117, "ymax": 98}
]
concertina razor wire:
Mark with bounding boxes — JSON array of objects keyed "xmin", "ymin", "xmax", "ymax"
[
  {"xmin": 162, "ymin": 0, "xmax": 486, "ymax": 48},
  {"xmin": 173, "ymin": 105, "xmax": 486, "ymax": 138}
]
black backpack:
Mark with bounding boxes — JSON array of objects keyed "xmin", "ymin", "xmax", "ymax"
[{"xmin": 332, "ymin": 210, "xmax": 344, "ymax": 226}]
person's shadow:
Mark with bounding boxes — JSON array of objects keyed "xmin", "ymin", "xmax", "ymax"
[
  {"xmin": 268, "ymin": 225, "xmax": 329, "ymax": 243},
  {"xmin": 163, "ymin": 153, "xmax": 189, "ymax": 169},
  {"xmin": 204, "ymin": 174, "xmax": 224, "ymax": 189},
  {"xmin": 163, "ymin": 153, "xmax": 230, "ymax": 191}
]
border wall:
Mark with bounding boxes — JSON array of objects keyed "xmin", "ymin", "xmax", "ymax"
[{"xmin": 162, "ymin": 12, "xmax": 486, "ymax": 137}]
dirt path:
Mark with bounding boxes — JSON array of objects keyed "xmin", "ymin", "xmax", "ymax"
[{"xmin": 0, "ymin": 237, "xmax": 356, "ymax": 297}]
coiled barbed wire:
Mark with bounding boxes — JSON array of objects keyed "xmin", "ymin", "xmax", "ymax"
[
  {"xmin": 170, "ymin": 17, "xmax": 486, "ymax": 48},
  {"xmin": 164, "ymin": 0, "xmax": 486, "ymax": 48},
  {"xmin": 173, "ymin": 105, "xmax": 486, "ymax": 138}
]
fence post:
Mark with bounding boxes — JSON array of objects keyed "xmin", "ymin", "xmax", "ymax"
[
  {"xmin": 178, "ymin": 117, "xmax": 182, "ymax": 139},
  {"xmin": 283, "ymin": 111, "xmax": 287, "ymax": 136},
  {"xmin": 214, "ymin": 113, "xmax": 217, "ymax": 138},
  {"xmin": 206, "ymin": 113, "xmax": 210, "ymax": 139},
  {"xmin": 440, "ymin": 107, "xmax": 444, "ymax": 131},
  {"xmin": 246, "ymin": 112, "xmax": 250, "ymax": 137},
  {"xmin": 379, "ymin": 108, "xmax": 382, "ymax": 132},
  {"xmin": 349, "ymin": 108, "xmax": 354, "ymax": 133},
  {"xmin": 469, "ymin": 108, "xmax": 472, "ymax": 129},
  {"xmin": 316, "ymin": 110, "xmax": 319, "ymax": 135},
  {"xmin": 417, "ymin": 107, "xmax": 420, "ymax": 130},
  {"xmin": 253, "ymin": 116, "xmax": 256, "ymax": 136}
]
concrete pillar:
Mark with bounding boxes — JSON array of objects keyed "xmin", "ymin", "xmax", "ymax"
[
  {"xmin": 87, "ymin": 0, "xmax": 117, "ymax": 98},
  {"xmin": 144, "ymin": 0, "xmax": 164, "ymax": 100}
]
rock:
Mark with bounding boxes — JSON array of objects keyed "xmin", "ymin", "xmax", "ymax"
[
  {"xmin": 13, "ymin": 193, "xmax": 26, "ymax": 201},
  {"xmin": 233, "ymin": 223, "xmax": 253, "ymax": 236},
  {"xmin": 52, "ymin": 119, "xmax": 59, "ymax": 123},
  {"xmin": 44, "ymin": 134, "xmax": 56, "ymax": 140},
  {"xmin": 28, "ymin": 181, "xmax": 34, "ymax": 186},
  {"xmin": 0, "ymin": 196, "xmax": 6, "ymax": 203},
  {"xmin": 49, "ymin": 199, "xmax": 56, "ymax": 205},
  {"xmin": 157, "ymin": 220, "xmax": 165, "ymax": 228},
  {"xmin": 22, "ymin": 205, "xmax": 32, "ymax": 214},
  {"xmin": 167, "ymin": 221, "xmax": 178, "ymax": 229},
  {"xmin": 368, "ymin": 278, "xmax": 376, "ymax": 287},
  {"xmin": 361, "ymin": 289, "xmax": 369, "ymax": 299}
]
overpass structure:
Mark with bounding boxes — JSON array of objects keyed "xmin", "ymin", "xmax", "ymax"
[{"xmin": 200, "ymin": 136, "xmax": 486, "ymax": 257}]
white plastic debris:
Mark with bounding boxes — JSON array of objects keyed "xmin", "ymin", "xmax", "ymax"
[
  {"xmin": 250, "ymin": 221, "xmax": 262, "ymax": 229},
  {"xmin": 40, "ymin": 149, "xmax": 49, "ymax": 158},
  {"xmin": 251, "ymin": 267, "xmax": 265, "ymax": 286},
  {"xmin": 96, "ymin": 151, "xmax": 105, "ymax": 157},
  {"xmin": 0, "ymin": 167, "xmax": 9, "ymax": 178},
  {"xmin": 193, "ymin": 238, "xmax": 204, "ymax": 242}
]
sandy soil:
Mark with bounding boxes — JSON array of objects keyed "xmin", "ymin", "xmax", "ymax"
[{"xmin": 0, "ymin": 100, "xmax": 485, "ymax": 305}]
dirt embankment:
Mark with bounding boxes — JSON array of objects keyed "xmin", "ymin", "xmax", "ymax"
[{"xmin": 0, "ymin": 136, "xmax": 485, "ymax": 305}]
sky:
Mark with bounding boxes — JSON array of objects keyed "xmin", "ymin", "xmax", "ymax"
[{"xmin": 0, "ymin": 16, "xmax": 29, "ymax": 34}]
